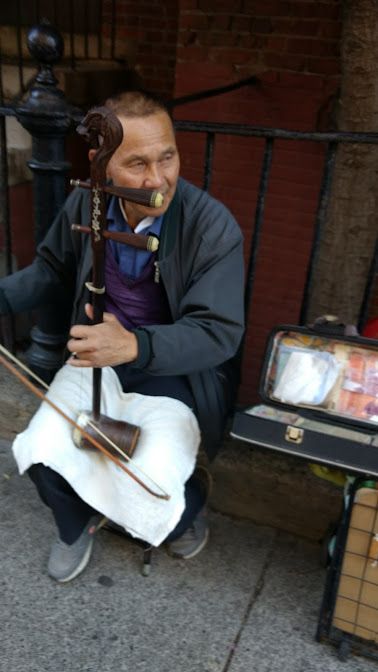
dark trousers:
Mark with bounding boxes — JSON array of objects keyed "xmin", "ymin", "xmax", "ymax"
[{"xmin": 28, "ymin": 366, "xmax": 206, "ymax": 545}]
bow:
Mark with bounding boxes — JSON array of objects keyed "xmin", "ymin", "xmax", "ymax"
[
  {"xmin": 0, "ymin": 106, "xmax": 170, "ymax": 500},
  {"xmin": 0, "ymin": 342, "xmax": 170, "ymax": 500}
]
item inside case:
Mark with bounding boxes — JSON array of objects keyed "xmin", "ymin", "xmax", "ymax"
[{"xmin": 264, "ymin": 331, "xmax": 378, "ymax": 426}]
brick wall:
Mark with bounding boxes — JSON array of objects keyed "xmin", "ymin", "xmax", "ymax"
[
  {"xmin": 176, "ymin": 0, "xmax": 340, "ymax": 89},
  {"xmin": 173, "ymin": 0, "xmax": 343, "ymax": 403},
  {"xmin": 102, "ymin": 0, "xmax": 180, "ymax": 99},
  {"xmin": 14, "ymin": 2, "xmax": 377, "ymax": 408}
]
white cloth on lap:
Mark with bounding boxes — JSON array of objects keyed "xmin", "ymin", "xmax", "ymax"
[{"xmin": 12, "ymin": 365, "xmax": 200, "ymax": 546}]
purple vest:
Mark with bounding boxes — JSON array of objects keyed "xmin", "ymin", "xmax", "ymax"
[{"xmin": 104, "ymin": 244, "xmax": 171, "ymax": 330}]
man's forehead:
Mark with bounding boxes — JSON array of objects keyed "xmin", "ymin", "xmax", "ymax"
[
  {"xmin": 124, "ymin": 145, "xmax": 176, "ymax": 160},
  {"xmin": 116, "ymin": 114, "xmax": 176, "ymax": 156},
  {"xmin": 117, "ymin": 110, "xmax": 174, "ymax": 132}
]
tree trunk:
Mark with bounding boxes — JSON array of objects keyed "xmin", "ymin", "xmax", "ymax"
[{"xmin": 308, "ymin": 0, "xmax": 378, "ymax": 326}]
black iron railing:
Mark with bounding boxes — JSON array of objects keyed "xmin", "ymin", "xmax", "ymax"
[
  {"xmin": 1, "ymin": 102, "xmax": 378, "ymax": 335},
  {"xmin": 173, "ymin": 120, "xmax": 378, "ymax": 332},
  {"xmin": 0, "ymin": 1, "xmax": 118, "ymax": 98},
  {"xmin": 0, "ymin": 18, "xmax": 377, "ymax": 377}
]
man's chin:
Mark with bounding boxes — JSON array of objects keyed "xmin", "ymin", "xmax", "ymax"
[{"xmin": 150, "ymin": 204, "xmax": 170, "ymax": 217}]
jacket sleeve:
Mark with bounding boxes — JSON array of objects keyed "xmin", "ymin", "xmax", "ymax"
[{"xmin": 134, "ymin": 209, "xmax": 245, "ymax": 376}]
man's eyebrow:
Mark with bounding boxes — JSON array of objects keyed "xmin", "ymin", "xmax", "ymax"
[
  {"xmin": 125, "ymin": 154, "xmax": 147, "ymax": 163},
  {"xmin": 125, "ymin": 147, "xmax": 177, "ymax": 163}
]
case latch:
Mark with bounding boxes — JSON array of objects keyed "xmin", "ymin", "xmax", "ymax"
[{"xmin": 285, "ymin": 425, "xmax": 304, "ymax": 444}]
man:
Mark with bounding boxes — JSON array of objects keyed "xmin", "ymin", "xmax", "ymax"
[{"xmin": 0, "ymin": 90, "xmax": 244, "ymax": 582}]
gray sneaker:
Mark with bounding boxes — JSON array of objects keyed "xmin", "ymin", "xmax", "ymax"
[
  {"xmin": 47, "ymin": 514, "xmax": 107, "ymax": 583},
  {"xmin": 167, "ymin": 509, "xmax": 209, "ymax": 559}
]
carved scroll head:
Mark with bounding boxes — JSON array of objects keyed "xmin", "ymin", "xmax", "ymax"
[{"xmin": 77, "ymin": 106, "xmax": 124, "ymax": 184}]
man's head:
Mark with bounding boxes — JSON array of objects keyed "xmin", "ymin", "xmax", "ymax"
[{"xmin": 88, "ymin": 91, "xmax": 180, "ymax": 229}]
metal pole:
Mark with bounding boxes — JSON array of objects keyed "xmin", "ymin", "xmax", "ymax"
[{"xmin": 14, "ymin": 21, "xmax": 82, "ymax": 382}]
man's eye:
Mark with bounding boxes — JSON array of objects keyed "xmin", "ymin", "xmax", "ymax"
[
  {"xmin": 129, "ymin": 161, "xmax": 145, "ymax": 170},
  {"xmin": 161, "ymin": 153, "xmax": 173, "ymax": 163}
]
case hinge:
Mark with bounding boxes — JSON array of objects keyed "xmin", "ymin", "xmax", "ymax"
[{"xmin": 285, "ymin": 425, "xmax": 304, "ymax": 444}]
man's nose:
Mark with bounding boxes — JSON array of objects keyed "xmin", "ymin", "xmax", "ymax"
[{"xmin": 144, "ymin": 162, "xmax": 164, "ymax": 188}]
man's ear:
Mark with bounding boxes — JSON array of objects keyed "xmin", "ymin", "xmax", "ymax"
[{"xmin": 88, "ymin": 149, "xmax": 96, "ymax": 163}]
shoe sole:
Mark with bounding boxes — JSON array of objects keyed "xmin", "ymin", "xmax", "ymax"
[
  {"xmin": 168, "ymin": 527, "xmax": 209, "ymax": 560},
  {"xmin": 54, "ymin": 516, "xmax": 108, "ymax": 583}
]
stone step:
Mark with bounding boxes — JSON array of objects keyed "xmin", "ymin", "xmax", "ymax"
[{"xmin": 210, "ymin": 434, "xmax": 343, "ymax": 542}]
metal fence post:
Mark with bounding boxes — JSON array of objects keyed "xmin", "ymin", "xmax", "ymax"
[{"xmin": 14, "ymin": 21, "xmax": 82, "ymax": 382}]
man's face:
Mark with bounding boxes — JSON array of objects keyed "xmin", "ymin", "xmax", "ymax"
[{"xmin": 103, "ymin": 111, "xmax": 180, "ymax": 228}]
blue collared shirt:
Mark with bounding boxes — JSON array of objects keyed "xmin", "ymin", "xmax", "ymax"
[{"xmin": 107, "ymin": 196, "xmax": 163, "ymax": 279}]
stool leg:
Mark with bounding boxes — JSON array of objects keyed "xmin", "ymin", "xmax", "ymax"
[{"xmin": 142, "ymin": 543, "xmax": 153, "ymax": 576}]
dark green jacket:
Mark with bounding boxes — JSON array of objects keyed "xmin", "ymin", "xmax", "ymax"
[{"xmin": 0, "ymin": 178, "xmax": 245, "ymax": 459}]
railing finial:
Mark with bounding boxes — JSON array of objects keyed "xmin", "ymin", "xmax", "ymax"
[{"xmin": 27, "ymin": 21, "xmax": 64, "ymax": 93}]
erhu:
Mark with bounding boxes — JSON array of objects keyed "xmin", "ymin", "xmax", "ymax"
[{"xmin": 70, "ymin": 106, "xmax": 163, "ymax": 461}]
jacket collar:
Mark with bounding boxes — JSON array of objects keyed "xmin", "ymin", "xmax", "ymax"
[{"xmin": 158, "ymin": 180, "xmax": 181, "ymax": 260}]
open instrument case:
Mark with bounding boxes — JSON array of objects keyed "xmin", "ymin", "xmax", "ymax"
[
  {"xmin": 231, "ymin": 324, "xmax": 378, "ymax": 476},
  {"xmin": 231, "ymin": 324, "xmax": 378, "ymax": 660}
]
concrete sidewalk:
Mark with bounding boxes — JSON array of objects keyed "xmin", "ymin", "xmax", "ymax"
[{"xmin": 1, "ymin": 438, "xmax": 377, "ymax": 672}]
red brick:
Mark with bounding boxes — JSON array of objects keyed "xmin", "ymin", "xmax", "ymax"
[
  {"xmin": 266, "ymin": 36, "xmax": 287, "ymax": 52},
  {"xmin": 198, "ymin": 0, "xmax": 243, "ymax": 9},
  {"xmin": 180, "ymin": 0, "xmax": 199, "ymax": 8},
  {"xmin": 179, "ymin": 13, "xmax": 210, "ymax": 29},
  {"xmin": 245, "ymin": 0, "xmax": 291, "ymax": 16},
  {"xmin": 9, "ymin": 183, "xmax": 35, "ymax": 268},
  {"xmin": 176, "ymin": 45, "xmax": 209, "ymax": 61},
  {"xmin": 231, "ymin": 15, "xmax": 252, "ymax": 32},
  {"xmin": 264, "ymin": 51, "xmax": 307, "ymax": 71},
  {"xmin": 210, "ymin": 48, "xmax": 253, "ymax": 65},
  {"xmin": 264, "ymin": 194, "xmax": 319, "ymax": 216},
  {"xmin": 286, "ymin": 37, "xmax": 317, "ymax": 55},
  {"xmin": 287, "ymin": 37, "xmax": 339, "ymax": 57},
  {"xmin": 287, "ymin": 2, "xmax": 341, "ymax": 20},
  {"xmin": 178, "ymin": 29, "xmax": 195, "ymax": 47},
  {"xmin": 174, "ymin": 60, "xmax": 233, "ymax": 84},
  {"xmin": 145, "ymin": 31, "xmax": 164, "ymax": 42},
  {"xmin": 121, "ymin": 3, "xmax": 153, "ymax": 15},
  {"xmin": 260, "ymin": 71, "xmax": 279, "ymax": 84},
  {"xmin": 238, "ymin": 34, "xmax": 267, "ymax": 49},
  {"xmin": 206, "ymin": 31, "xmax": 239, "ymax": 47},
  {"xmin": 209, "ymin": 14, "xmax": 233, "ymax": 30},
  {"xmin": 318, "ymin": 20, "xmax": 341, "ymax": 40},
  {"xmin": 291, "ymin": 19, "xmax": 321, "ymax": 37},
  {"xmin": 271, "ymin": 18, "xmax": 295, "ymax": 34},
  {"xmin": 307, "ymin": 56, "xmax": 340, "ymax": 75},
  {"xmin": 275, "ymin": 71, "xmax": 325, "ymax": 90},
  {"xmin": 251, "ymin": 17, "xmax": 273, "ymax": 33},
  {"xmin": 118, "ymin": 13, "xmax": 139, "ymax": 25}
]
